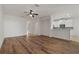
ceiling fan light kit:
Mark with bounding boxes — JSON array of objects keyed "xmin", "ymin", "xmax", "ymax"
[
  {"xmin": 24, "ymin": 4, "xmax": 40, "ymax": 18},
  {"xmin": 24, "ymin": 9, "xmax": 39, "ymax": 18}
]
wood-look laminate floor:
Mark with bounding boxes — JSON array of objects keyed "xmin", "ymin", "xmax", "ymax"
[{"xmin": 0, "ymin": 35, "xmax": 79, "ymax": 54}]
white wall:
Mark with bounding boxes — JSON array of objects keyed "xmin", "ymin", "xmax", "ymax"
[
  {"xmin": 4, "ymin": 15, "xmax": 27, "ymax": 37},
  {"xmin": 70, "ymin": 16, "xmax": 79, "ymax": 42},
  {"xmin": 4, "ymin": 15, "xmax": 41, "ymax": 37},
  {"xmin": 0, "ymin": 5, "xmax": 4, "ymax": 48},
  {"xmin": 70, "ymin": 17, "xmax": 79, "ymax": 36},
  {"xmin": 39, "ymin": 16, "xmax": 51, "ymax": 36}
]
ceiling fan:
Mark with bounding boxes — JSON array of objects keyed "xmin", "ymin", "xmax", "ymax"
[{"xmin": 24, "ymin": 9, "xmax": 39, "ymax": 18}]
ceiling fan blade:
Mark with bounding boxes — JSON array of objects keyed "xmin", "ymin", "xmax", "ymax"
[
  {"xmin": 24, "ymin": 11, "xmax": 30, "ymax": 15},
  {"xmin": 24, "ymin": 13, "xmax": 30, "ymax": 16},
  {"xmin": 34, "ymin": 4, "xmax": 40, "ymax": 7},
  {"xmin": 34, "ymin": 13, "xmax": 38, "ymax": 15}
]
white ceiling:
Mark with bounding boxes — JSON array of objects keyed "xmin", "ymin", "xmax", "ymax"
[{"xmin": 3, "ymin": 4, "xmax": 79, "ymax": 18}]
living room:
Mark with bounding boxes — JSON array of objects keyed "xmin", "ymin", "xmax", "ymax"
[{"xmin": 0, "ymin": 4, "xmax": 79, "ymax": 54}]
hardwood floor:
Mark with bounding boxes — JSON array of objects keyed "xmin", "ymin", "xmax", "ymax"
[{"xmin": 0, "ymin": 35, "xmax": 79, "ymax": 54}]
